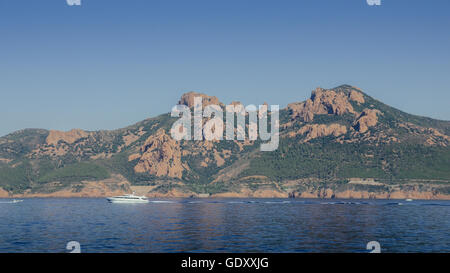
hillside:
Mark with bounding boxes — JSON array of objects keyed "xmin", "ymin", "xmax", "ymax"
[{"xmin": 1, "ymin": 85, "xmax": 449, "ymax": 199}]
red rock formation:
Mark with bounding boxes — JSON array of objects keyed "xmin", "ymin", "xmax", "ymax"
[
  {"xmin": 288, "ymin": 87, "xmax": 355, "ymax": 122},
  {"xmin": 292, "ymin": 123, "xmax": 347, "ymax": 142},
  {"xmin": 349, "ymin": 90, "xmax": 365, "ymax": 104},
  {"xmin": 134, "ymin": 128, "xmax": 187, "ymax": 178},
  {"xmin": 179, "ymin": 91, "xmax": 222, "ymax": 108},
  {"xmin": 353, "ymin": 109, "xmax": 381, "ymax": 133}
]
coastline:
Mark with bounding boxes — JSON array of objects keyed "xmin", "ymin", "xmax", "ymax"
[
  {"xmin": 1, "ymin": 177, "xmax": 449, "ymax": 200},
  {"xmin": 1, "ymin": 189, "xmax": 449, "ymax": 200}
]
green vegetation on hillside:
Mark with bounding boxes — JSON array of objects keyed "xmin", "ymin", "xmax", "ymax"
[
  {"xmin": 241, "ymin": 138, "xmax": 450, "ymax": 182},
  {"xmin": 0, "ymin": 161, "xmax": 32, "ymax": 193},
  {"xmin": 37, "ymin": 162, "xmax": 110, "ymax": 184}
]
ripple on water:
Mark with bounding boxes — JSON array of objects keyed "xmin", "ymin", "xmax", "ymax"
[{"xmin": 0, "ymin": 198, "xmax": 448, "ymax": 253}]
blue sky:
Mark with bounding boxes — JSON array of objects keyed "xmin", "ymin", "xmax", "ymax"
[{"xmin": 0, "ymin": 0, "xmax": 449, "ymax": 136}]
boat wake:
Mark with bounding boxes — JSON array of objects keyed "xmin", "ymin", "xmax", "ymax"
[
  {"xmin": 0, "ymin": 199, "xmax": 23, "ymax": 204},
  {"xmin": 149, "ymin": 200, "xmax": 177, "ymax": 204}
]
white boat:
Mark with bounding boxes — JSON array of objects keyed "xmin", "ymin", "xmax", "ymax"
[
  {"xmin": 12, "ymin": 199, "xmax": 23, "ymax": 203},
  {"xmin": 107, "ymin": 193, "xmax": 149, "ymax": 203},
  {"xmin": 405, "ymin": 199, "xmax": 413, "ymax": 202}
]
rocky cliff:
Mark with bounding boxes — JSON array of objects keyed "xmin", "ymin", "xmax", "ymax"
[
  {"xmin": 133, "ymin": 128, "xmax": 187, "ymax": 178},
  {"xmin": 0, "ymin": 85, "xmax": 449, "ymax": 199}
]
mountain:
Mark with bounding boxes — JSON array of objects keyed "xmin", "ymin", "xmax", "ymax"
[{"xmin": 1, "ymin": 85, "xmax": 449, "ymax": 199}]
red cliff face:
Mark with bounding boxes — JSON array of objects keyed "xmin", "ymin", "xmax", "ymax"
[
  {"xmin": 287, "ymin": 87, "xmax": 356, "ymax": 122},
  {"xmin": 133, "ymin": 128, "xmax": 188, "ymax": 178},
  {"xmin": 353, "ymin": 109, "xmax": 382, "ymax": 133}
]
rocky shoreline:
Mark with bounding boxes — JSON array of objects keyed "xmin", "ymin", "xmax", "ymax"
[
  {"xmin": 1, "ymin": 188, "xmax": 449, "ymax": 200},
  {"xmin": 1, "ymin": 174, "xmax": 449, "ymax": 200}
]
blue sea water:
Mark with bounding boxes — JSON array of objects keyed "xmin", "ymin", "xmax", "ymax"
[{"xmin": 0, "ymin": 198, "xmax": 449, "ymax": 253}]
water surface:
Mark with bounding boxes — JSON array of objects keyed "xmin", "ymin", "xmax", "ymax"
[{"xmin": 0, "ymin": 198, "xmax": 448, "ymax": 253}]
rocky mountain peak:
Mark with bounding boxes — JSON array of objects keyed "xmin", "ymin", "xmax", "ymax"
[
  {"xmin": 179, "ymin": 91, "xmax": 223, "ymax": 108},
  {"xmin": 288, "ymin": 87, "xmax": 356, "ymax": 122},
  {"xmin": 1, "ymin": 85, "xmax": 450, "ymax": 199}
]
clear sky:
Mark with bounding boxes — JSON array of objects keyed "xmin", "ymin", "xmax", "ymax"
[{"xmin": 0, "ymin": 0, "xmax": 449, "ymax": 136}]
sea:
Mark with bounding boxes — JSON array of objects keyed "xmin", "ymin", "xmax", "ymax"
[{"xmin": 0, "ymin": 198, "xmax": 449, "ymax": 253}]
